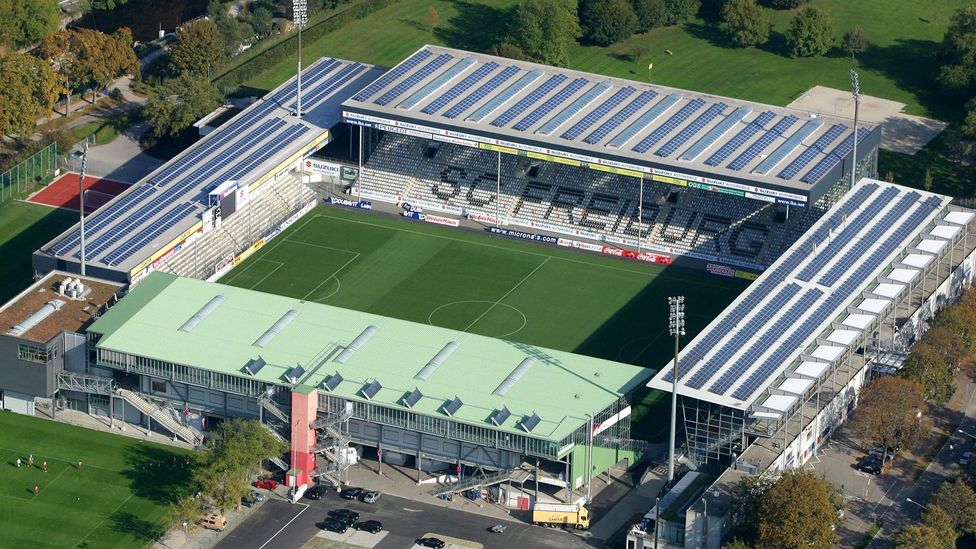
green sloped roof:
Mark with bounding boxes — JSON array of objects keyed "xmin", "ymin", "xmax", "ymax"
[{"xmin": 90, "ymin": 272, "xmax": 652, "ymax": 442}]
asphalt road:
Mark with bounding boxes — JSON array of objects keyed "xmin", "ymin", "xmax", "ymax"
[{"xmin": 216, "ymin": 493, "xmax": 591, "ymax": 549}]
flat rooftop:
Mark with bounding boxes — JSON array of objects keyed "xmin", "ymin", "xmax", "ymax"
[
  {"xmin": 89, "ymin": 272, "xmax": 652, "ymax": 442},
  {"xmin": 342, "ymin": 45, "xmax": 878, "ymax": 206},
  {"xmin": 0, "ymin": 272, "xmax": 122, "ymax": 343},
  {"xmin": 38, "ymin": 57, "xmax": 384, "ymax": 277},
  {"xmin": 648, "ymin": 179, "xmax": 966, "ymax": 410}
]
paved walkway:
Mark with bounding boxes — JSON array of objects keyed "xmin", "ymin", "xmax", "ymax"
[
  {"xmin": 35, "ymin": 405, "xmax": 195, "ymax": 450},
  {"xmin": 584, "ymin": 469, "xmax": 665, "ymax": 545}
]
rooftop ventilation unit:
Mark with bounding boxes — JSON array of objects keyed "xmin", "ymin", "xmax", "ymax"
[
  {"xmin": 322, "ymin": 372, "xmax": 343, "ymax": 392},
  {"xmin": 243, "ymin": 356, "xmax": 266, "ymax": 376},
  {"xmin": 7, "ymin": 299, "xmax": 66, "ymax": 337},
  {"xmin": 335, "ymin": 325, "xmax": 378, "ymax": 364},
  {"xmin": 362, "ymin": 380, "xmax": 382, "ymax": 400},
  {"xmin": 491, "ymin": 406, "xmax": 511, "ymax": 426},
  {"xmin": 179, "ymin": 295, "xmax": 225, "ymax": 332},
  {"xmin": 519, "ymin": 412, "xmax": 541, "ymax": 433},
  {"xmin": 492, "ymin": 357, "xmax": 536, "ymax": 396},
  {"xmin": 402, "ymin": 388, "xmax": 423, "ymax": 408},
  {"xmin": 285, "ymin": 365, "xmax": 305, "ymax": 384},
  {"xmin": 443, "ymin": 397, "xmax": 463, "ymax": 417},
  {"xmin": 415, "ymin": 341, "xmax": 459, "ymax": 380},
  {"xmin": 253, "ymin": 310, "xmax": 299, "ymax": 347}
]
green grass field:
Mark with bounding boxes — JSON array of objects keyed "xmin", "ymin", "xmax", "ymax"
[
  {"xmin": 0, "ymin": 412, "xmax": 193, "ymax": 548},
  {"xmin": 220, "ymin": 206, "xmax": 748, "ymax": 440},
  {"xmin": 0, "ymin": 201, "xmax": 76, "ymax": 303}
]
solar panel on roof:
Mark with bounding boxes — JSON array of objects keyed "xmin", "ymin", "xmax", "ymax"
[
  {"xmin": 362, "ymin": 380, "xmax": 382, "ymax": 400},
  {"xmin": 102, "ymin": 202, "xmax": 198, "ymax": 265},
  {"xmin": 403, "ymin": 388, "xmax": 422, "ymax": 408},
  {"xmin": 491, "ymin": 406, "xmax": 511, "ymax": 426},
  {"xmin": 422, "ymin": 62, "xmax": 499, "ymax": 114},
  {"xmin": 679, "ymin": 106, "xmax": 751, "ymax": 161},
  {"xmin": 632, "ymin": 98, "xmax": 706, "ymax": 153},
  {"xmin": 351, "ymin": 49, "xmax": 433, "ymax": 102},
  {"xmin": 800, "ymin": 127, "xmax": 871, "ymax": 183},
  {"xmin": 322, "ymin": 372, "xmax": 343, "ymax": 392},
  {"xmin": 727, "ymin": 115, "xmax": 798, "ymax": 171},
  {"xmin": 288, "ymin": 62, "xmax": 368, "ymax": 111},
  {"xmin": 752, "ymin": 119, "xmax": 823, "ymax": 175},
  {"xmin": 443, "ymin": 397, "xmax": 463, "ymax": 417},
  {"xmin": 466, "ymin": 69, "xmax": 544, "ymax": 122},
  {"xmin": 244, "ymin": 357, "xmax": 266, "ymax": 376},
  {"xmin": 489, "ymin": 74, "xmax": 568, "ymax": 127},
  {"xmin": 520, "ymin": 413, "xmax": 541, "ymax": 433},
  {"xmin": 606, "ymin": 94, "xmax": 680, "ymax": 149},
  {"xmin": 575, "ymin": 89, "xmax": 655, "ymax": 144},
  {"xmin": 397, "ymin": 58, "xmax": 476, "ymax": 110},
  {"xmin": 286, "ymin": 365, "xmax": 306, "ymax": 384},
  {"xmin": 512, "ymin": 77, "xmax": 589, "ymax": 131},
  {"xmin": 443, "ymin": 66, "xmax": 519, "ymax": 119},
  {"xmin": 776, "ymin": 124, "xmax": 846, "ymax": 180},
  {"xmin": 375, "ymin": 53, "xmax": 454, "ymax": 106},
  {"xmin": 655, "ymin": 102, "xmax": 726, "ymax": 158},
  {"xmin": 51, "ymin": 185, "xmax": 157, "ymax": 256},
  {"xmin": 536, "ymin": 81, "xmax": 613, "ymax": 136},
  {"xmin": 704, "ymin": 111, "xmax": 775, "ymax": 167}
]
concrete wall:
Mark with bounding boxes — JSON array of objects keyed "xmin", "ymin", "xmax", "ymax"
[
  {"xmin": 291, "ymin": 390, "xmax": 317, "ymax": 487},
  {"xmin": 1, "ymin": 390, "xmax": 36, "ymax": 415},
  {"xmin": 0, "ymin": 334, "xmax": 56, "ymax": 398}
]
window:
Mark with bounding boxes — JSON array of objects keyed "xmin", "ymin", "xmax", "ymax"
[
  {"xmin": 151, "ymin": 380, "xmax": 167, "ymax": 394},
  {"xmin": 17, "ymin": 344, "xmax": 48, "ymax": 364}
]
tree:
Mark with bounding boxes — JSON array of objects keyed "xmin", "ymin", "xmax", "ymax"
[
  {"xmin": 720, "ymin": 0, "xmax": 770, "ymax": 47},
  {"xmin": 91, "ymin": 0, "xmax": 128, "ymax": 8},
  {"xmin": 630, "ymin": 0, "xmax": 667, "ymax": 32},
  {"xmin": 510, "ymin": 0, "xmax": 581, "ymax": 67},
  {"xmin": 847, "ymin": 377, "xmax": 926, "ymax": 451},
  {"xmin": 661, "ymin": 0, "xmax": 700, "ymax": 25},
  {"xmin": 756, "ymin": 470, "xmax": 838, "ymax": 549},
  {"xmin": 731, "ymin": 472, "xmax": 778, "ymax": 542},
  {"xmin": 166, "ymin": 495, "xmax": 204, "ymax": 532},
  {"xmin": 580, "ymin": 0, "xmax": 638, "ymax": 46},
  {"xmin": 900, "ymin": 340, "xmax": 956, "ymax": 404},
  {"xmin": 932, "ymin": 287, "xmax": 976, "ymax": 351},
  {"xmin": 39, "ymin": 28, "xmax": 138, "ymax": 106},
  {"xmin": 765, "ymin": 0, "xmax": 807, "ymax": 8},
  {"xmin": 784, "ymin": 6, "xmax": 834, "ymax": 58},
  {"xmin": 929, "ymin": 480, "xmax": 976, "ymax": 537},
  {"xmin": 841, "ymin": 25, "xmax": 869, "ymax": 60},
  {"xmin": 0, "ymin": 0, "xmax": 60, "ymax": 50},
  {"xmin": 193, "ymin": 419, "xmax": 287, "ymax": 511},
  {"xmin": 0, "ymin": 52, "xmax": 61, "ymax": 139},
  {"xmin": 896, "ymin": 524, "xmax": 952, "ymax": 549},
  {"xmin": 144, "ymin": 75, "xmax": 223, "ymax": 138},
  {"xmin": 249, "ymin": 7, "xmax": 274, "ymax": 36},
  {"xmin": 169, "ymin": 19, "xmax": 226, "ymax": 78},
  {"xmin": 937, "ymin": 5, "xmax": 976, "ymax": 95},
  {"xmin": 491, "ymin": 42, "xmax": 527, "ymax": 60}
]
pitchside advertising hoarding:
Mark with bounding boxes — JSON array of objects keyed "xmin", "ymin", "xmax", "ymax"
[{"xmin": 305, "ymin": 158, "xmax": 359, "ymax": 184}]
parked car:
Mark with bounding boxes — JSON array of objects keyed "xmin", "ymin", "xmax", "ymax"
[
  {"xmin": 857, "ymin": 455, "xmax": 883, "ymax": 475},
  {"xmin": 489, "ymin": 524, "xmax": 507, "ymax": 533},
  {"xmin": 200, "ymin": 513, "xmax": 227, "ymax": 531},
  {"xmin": 960, "ymin": 451, "xmax": 973, "ymax": 466},
  {"xmin": 253, "ymin": 479, "xmax": 278, "ymax": 490},
  {"xmin": 340, "ymin": 487, "xmax": 364, "ymax": 500},
  {"xmin": 328, "ymin": 509, "xmax": 360, "ymax": 524},
  {"xmin": 250, "ymin": 491, "xmax": 266, "ymax": 502},
  {"xmin": 322, "ymin": 520, "xmax": 347, "ymax": 534},
  {"xmin": 354, "ymin": 519, "xmax": 383, "ymax": 533},
  {"xmin": 305, "ymin": 485, "xmax": 326, "ymax": 500},
  {"xmin": 416, "ymin": 538, "xmax": 446, "ymax": 548},
  {"xmin": 361, "ymin": 490, "xmax": 381, "ymax": 504}
]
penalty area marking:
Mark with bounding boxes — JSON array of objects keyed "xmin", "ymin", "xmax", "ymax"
[{"xmin": 428, "ymin": 300, "xmax": 528, "ymax": 339}]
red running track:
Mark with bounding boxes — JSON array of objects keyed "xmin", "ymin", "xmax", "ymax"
[{"xmin": 27, "ymin": 172, "xmax": 130, "ymax": 213}]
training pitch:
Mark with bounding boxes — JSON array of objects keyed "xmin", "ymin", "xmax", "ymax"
[
  {"xmin": 0, "ymin": 412, "xmax": 193, "ymax": 548},
  {"xmin": 221, "ymin": 206, "xmax": 749, "ymax": 439}
]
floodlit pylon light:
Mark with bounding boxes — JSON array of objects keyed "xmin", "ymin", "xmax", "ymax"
[
  {"xmin": 79, "ymin": 142, "xmax": 89, "ymax": 276},
  {"xmin": 849, "ymin": 69, "xmax": 860, "ymax": 192},
  {"xmin": 667, "ymin": 295, "xmax": 685, "ymax": 484},
  {"xmin": 293, "ymin": 0, "xmax": 308, "ymax": 117}
]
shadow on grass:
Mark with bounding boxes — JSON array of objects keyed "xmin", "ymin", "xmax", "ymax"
[
  {"xmin": 859, "ymin": 38, "xmax": 950, "ymax": 120},
  {"xmin": 120, "ymin": 444, "xmax": 197, "ymax": 506},
  {"xmin": 433, "ymin": 1, "xmax": 514, "ymax": 53},
  {"xmin": 109, "ymin": 512, "xmax": 168, "ymax": 544},
  {"xmin": 0, "ymin": 205, "xmax": 76, "ymax": 303}
]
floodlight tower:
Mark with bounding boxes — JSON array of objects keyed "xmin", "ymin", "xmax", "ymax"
[
  {"xmin": 79, "ymin": 142, "xmax": 89, "ymax": 276},
  {"xmin": 293, "ymin": 0, "xmax": 308, "ymax": 117},
  {"xmin": 849, "ymin": 69, "xmax": 860, "ymax": 191},
  {"xmin": 667, "ymin": 296, "xmax": 685, "ymax": 483}
]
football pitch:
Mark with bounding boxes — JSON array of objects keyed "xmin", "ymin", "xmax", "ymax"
[
  {"xmin": 0, "ymin": 412, "xmax": 193, "ymax": 548},
  {"xmin": 221, "ymin": 206, "xmax": 750, "ymax": 440}
]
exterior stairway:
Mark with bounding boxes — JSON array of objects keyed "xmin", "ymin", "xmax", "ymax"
[{"xmin": 115, "ymin": 388, "xmax": 202, "ymax": 445}]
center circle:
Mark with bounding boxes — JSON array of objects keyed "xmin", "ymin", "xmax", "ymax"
[{"xmin": 428, "ymin": 300, "xmax": 527, "ymax": 339}]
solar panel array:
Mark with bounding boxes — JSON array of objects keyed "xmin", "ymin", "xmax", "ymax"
[
  {"xmin": 535, "ymin": 81, "xmax": 613, "ymax": 136},
  {"xmin": 288, "ymin": 62, "xmax": 369, "ymax": 111},
  {"xmin": 512, "ymin": 77, "xmax": 589, "ymax": 131},
  {"xmin": 442, "ymin": 66, "xmax": 520, "ymax": 119},
  {"xmin": 561, "ymin": 87, "xmax": 642, "ymax": 141},
  {"xmin": 103, "ymin": 203, "xmax": 197, "ymax": 266},
  {"xmin": 490, "ymin": 74, "xmax": 569, "ymax": 127},
  {"xmin": 704, "ymin": 111, "xmax": 775, "ymax": 167},
  {"xmin": 679, "ymin": 106, "xmax": 751, "ymax": 161},
  {"xmin": 632, "ymin": 98, "xmax": 705, "ymax": 153},
  {"xmin": 800, "ymin": 127, "xmax": 872, "ymax": 183},
  {"xmin": 607, "ymin": 94, "xmax": 681, "ymax": 149},
  {"xmin": 467, "ymin": 70, "xmax": 543, "ymax": 122},
  {"xmin": 727, "ymin": 115, "xmax": 798, "ymax": 171},
  {"xmin": 351, "ymin": 49, "xmax": 432, "ymax": 102},
  {"xmin": 752, "ymin": 119, "xmax": 823, "ymax": 175},
  {"xmin": 398, "ymin": 57, "xmax": 476, "ymax": 110},
  {"xmin": 776, "ymin": 124, "xmax": 846, "ymax": 180},
  {"xmin": 655, "ymin": 102, "xmax": 727, "ymax": 158},
  {"xmin": 421, "ymin": 62, "xmax": 499, "ymax": 115},
  {"xmin": 374, "ymin": 53, "xmax": 454, "ymax": 106}
]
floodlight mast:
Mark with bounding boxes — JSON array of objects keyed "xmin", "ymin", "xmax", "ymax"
[
  {"xmin": 294, "ymin": 0, "xmax": 308, "ymax": 117},
  {"xmin": 849, "ymin": 69, "xmax": 860, "ymax": 191},
  {"xmin": 667, "ymin": 296, "xmax": 685, "ymax": 483},
  {"xmin": 79, "ymin": 142, "xmax": 89, "ymax": 276}
]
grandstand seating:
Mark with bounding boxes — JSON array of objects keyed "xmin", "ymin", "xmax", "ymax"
[{"xmin": 357, "ymin": 133, "xmax": 820, "ymax": 267}]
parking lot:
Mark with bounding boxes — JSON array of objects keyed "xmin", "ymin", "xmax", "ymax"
[{"xmin": 216, "ymin": 490, "xmax": 590, "ymax": 549}]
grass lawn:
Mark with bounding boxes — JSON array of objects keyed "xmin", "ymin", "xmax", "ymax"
[
  {"xmin": 0, "ymin": 201, "xmax": 76, "ymax": 303},
  {"xmin": 220, "ymin": 206, "xmax": 748, "ymax": 441},
  {"xmin": 0, "ymin": 412, "xmax": 193, "ymax": 548}
]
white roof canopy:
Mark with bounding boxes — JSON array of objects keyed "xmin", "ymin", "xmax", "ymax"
[
  {"xmin": 857, "ymin": 298, "xmax": 890, "ymax": 314},
  {"xmin": 944, "ymin": 211, "xmax": 974, "ymax": 225},
  {"xmin": 931, "ymin": 225, "xmax": 962, "ymax": 240},
  {"xmin": 778, "ymin": 377, "xmax": 814, "ymax": 395},
  {"xmin": 901, "ymin": 254, "xmax": 933, "ymax": 269},
  {"xmin": 841, "ymin": 313, "xmax": 875, "ymax": 329},
  {"xmin": 811, "ymin": 345, "xmax": 846, "ymax": 361},
  {"xmin": 872, "ymin": 283, "xmax": 905, "ymax": 298},
  {"xmin": 826, "ymin": 329, "xmax": 860, "ymax": 346},
  {"xmin": 916, "ymin": 239, "xmax": 947, "ymax": 254},
  {"xmin": 794, "ymin": 361, "xmax": 829, "ymax": 379},
  {"xmin": 887, "ymin": 268, "xmax": 919, "ymax": 284}
]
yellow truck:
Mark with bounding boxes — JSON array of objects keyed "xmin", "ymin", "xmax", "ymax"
[{"xmin": 532, "ymin": 503, "xmax": 590, "ymax": 529}]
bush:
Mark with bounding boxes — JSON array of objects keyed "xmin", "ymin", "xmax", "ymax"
[
  {"xmin": 720, "ymin": 0, "xmax": 770, "ymax": 47},
  {"xmin": 631, "ymin": 0, "xmax": 668, "ymax": 32},
  {"xmin": 580, "ymin": 0, "xmax": 639, "ymax": 46},
  {"xmin": 785, "ymin": 6, "xmax": 833, "ymax": 57},
  {"xmin": 662, "ymin": 0, "xmax": 701, "ymax": 25},
  {"xmin": 109, "ymin": 88, "xmax": 125, "ymax": 101},
  {"xmin": 841, "ymin": 25, "xmax": 869, "ymax": 59}
]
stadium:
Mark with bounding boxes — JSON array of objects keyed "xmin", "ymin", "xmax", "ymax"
[{"xmin": 5, "ymin": 43, "xmax": 973, "ymax": 545}]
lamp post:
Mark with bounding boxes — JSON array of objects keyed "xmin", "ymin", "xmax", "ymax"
[
  {"xmin": 182, "ymin": 521, "xmax": 188, "ymax": 549},
  {"xmin": 849, "ymin": 69, "xmax": 860, "ymax": 191},
  {"xmin": 958, "ymin": 428, "xmax": 976, "ymax": 441},
  {"xmin": 667, "ymin": 296, "xmax": 685, "ymax": 484},
  {"xmin": 906, "ymin": 497, "xmax": 927, "ymax": 511},
  {"xmin": 79, "ymin": 142, "xmax": 89, "ymax": 276},
  {"xmin": 653, "ymin": 496, "xmax": 660, "ymax": 549},
  {"xmin": 293, "ymin": 0, "xmax": 308, "ymax": 117}
]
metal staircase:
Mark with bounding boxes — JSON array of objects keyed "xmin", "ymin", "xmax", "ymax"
[
  {"xmin": 258, "ymin": 394, "xmax": 290, "ymax": 423},
  {"xmin": 116, "ymin": 389, "xmax": 203, "ymax": 445},
  {"xmin": 312, "ymin": 408, "xmax": 353, "ymax": 488},
  {"xmin": 432, "ymin": 467, "xmax": 515, "ymax": 497}
]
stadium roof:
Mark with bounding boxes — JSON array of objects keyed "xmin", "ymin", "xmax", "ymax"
[
  {"xmin": 37, "ymin": 57, "xmax": 383, "ymax": 278},
  {"xmin": 342, "ymin": 45, "xmax": 879, "ymax": 206},
  {"xmin": 89, "ymin": 272, "xmax": 652, "ymax": 442},
  {"xmin": 647, "ymin": 179, "xmax": 969, "ymax": 410}
]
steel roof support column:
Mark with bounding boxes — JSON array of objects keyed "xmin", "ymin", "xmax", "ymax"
[{"xmin": 638, "ymin": 177, "xmax": 644, "ymax": 255}]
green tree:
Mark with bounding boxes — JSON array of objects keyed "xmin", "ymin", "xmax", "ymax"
[
  {"xmin": 931, "ymin": 287, "xmax": 976, "ymax": 351},
  {"xmin": 784, "ymin": 6, "xmax": 834, "ymax": 58},
  {"xmin": 847, "ymin": 376, "xmax": 926, "ymax": 451},
  {"xmin": 929, "ymin": 480, "xmax": 976, "ymax": 537},
  {"xmin": 937, "ymin": 5, "xmax": 976, "ymax": 95},
  {"xmin": 0, "ymin": 52, "xmax": 61, "ymax": 139},
  {"xmin": 91, "ymin": 0, "xmax": 128, "ymax": 8},
  {"xmin": 144, "ymin": 75, "xmax": 223, "ymax": 138},
  {"xmin": 896, "ymin": 524, "xmax": 952, "ymax": 549},
  {"xmin": 169, "ymin": 19, "xmax": 226, "ymax": 78},
  {"xmin": 193, "ymin": 419, "xmax": 287, "ymax": 511},
  {"xmin": 720, "ymin": 0, "xmax": 770, "ymax": 47},
  {"xmin": 661, "ymin": 0, "xmax": 700, "ymax": 25},
  {"xmin": 631, "ymin": 0, "xmax": 668, "ymax": 32},
  {"xmin": 731, "ymin": 472, "xmax": 778, "ymax": 542},
  {"xmin": 765, "ymin": 0, "xmax": 807, "ymax": 8},
  {"xmin": 841, "ymin": 25, "xmax": 869, "ymax": 60},
  {"xmin": 756, "ymin": 470, "xmax": 838, "ymax": 548},
  {"xmin": 0, "ymin": 0, "xmax": 60, "ymax": 50},
  {"xmin": 249, "ymin": 7, "xmax": 274, "ymax": 36},
  {"xmin": 39, "ymin": 28, "xmax": 137, "ymax": 106},
  {"xmin": 166, "ymin": 495, "xmax": 204, "ymax": 532},
  {"xmin": 580, "ymin": 0, "xmax": 638, "ymax": 46},
  {"xmin": 900, "ymin": 340, "xmax": 956, "ymax": 404},
  {"xmin": 510, "ymin": 0, "xmax": 581, "ymax": 67},
  {"xmin": 491, "ymin": 42, "xmax": 527, "ymax": 60}
]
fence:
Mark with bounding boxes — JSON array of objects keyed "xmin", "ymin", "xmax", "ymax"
[{"xmin": 0, "ymin": 142, "xmax": 58, "ymax": 204}]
